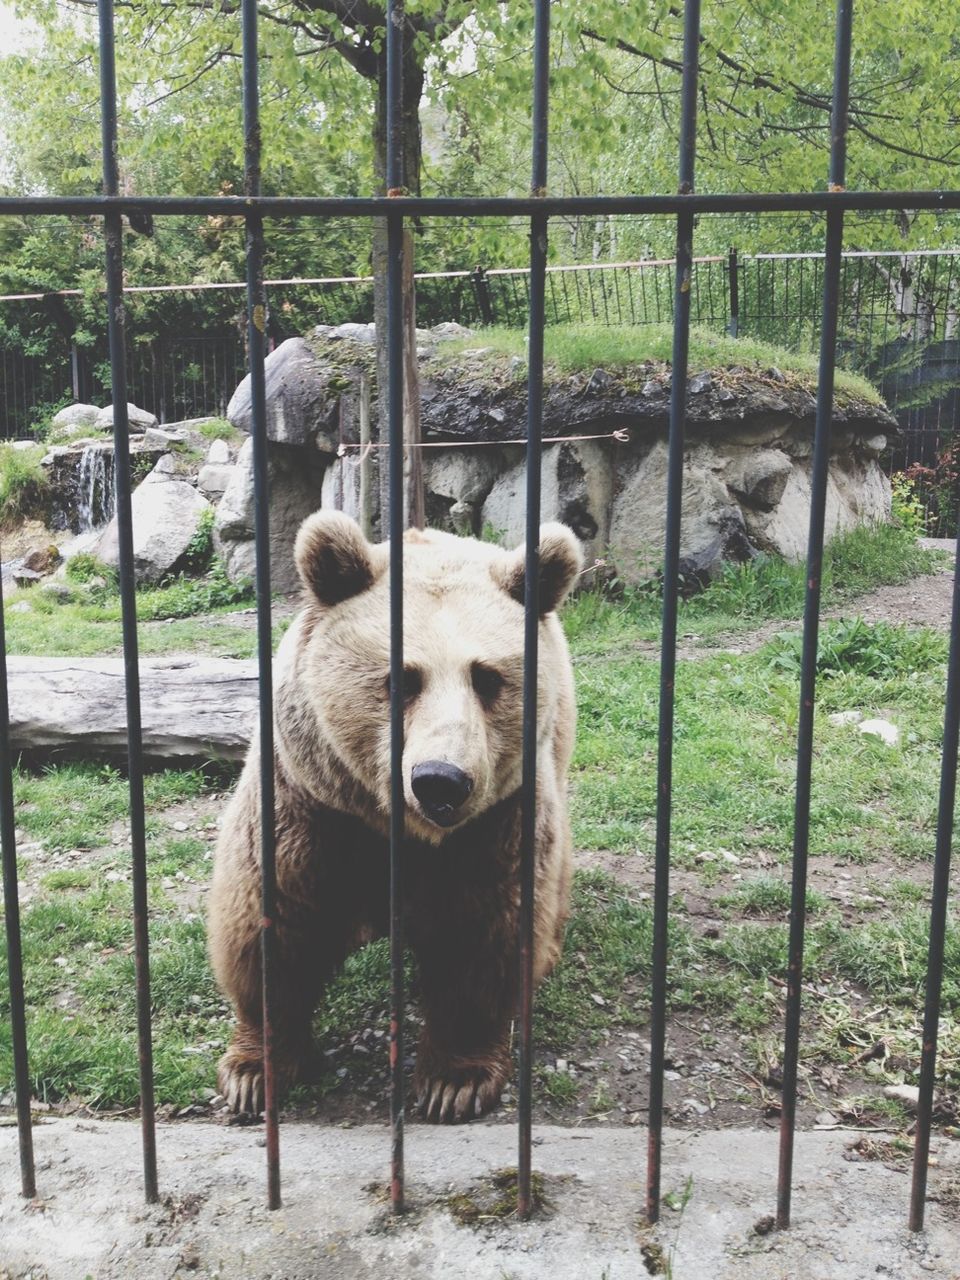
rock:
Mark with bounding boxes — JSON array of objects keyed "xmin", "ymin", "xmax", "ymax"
[
  {"xmin": 151, "ymin": 453, "xmax": 178, "ymax": 476},
  {"xmin": 609, "ymin": 441, "xmax": 754, "ymax": 584},
  {"xmin": 426, "ymin": 451, "xmax": 503, "ymax": 506},
  {"xmin": 829, "ymin": 710, "xmax": 864, "ymax": 726},
  {"xmin": 480, "ymin": 439, "xmax": 613, "ymax": 564},
  {"xmin": 143, "ymin": 427, "xmax": 187, "ymax": 449},
  {"xmin": 11, "ymin": 569, "xmax": 42, "ymax": 588},
  {"xmin": 96, "ymin": 466, "xmax": 212, "ymax": 585},
  {"xmin": 858, "ymin": 433, "xmax": 887, "ymax": 458},
  {"xmin": 94, "ymin": 403, "xmax": 158, "ymax": 433},
  {"xmin": 689, "ymin": 371, "xmax": 713, "ymax": 394},
  {"xmin": 448, "ymin": 501, "xmax": 475, "ymax": 535},
  {"xmin": 214, "ymin": 437, "xmax": 329, "ymax": 593},
  {"xmin": 883, "ymin": 1083, "xmax": 920, "ymax": 1110},
  {"xmin": 328, "ymin": 322, "xmax": 376, "ymax": 344},
  {"xmin": 9, "ymin": 439, "xmax": 42, "ymax": 452},
  {"xmin": 859, "ymin": 718, "xmax": 900, "ymax": 746},
  {"xmin": 430, "ymin": 322, "xmax": 474, "ymax": 341},
  {"xmin": 4, "ymin": 656, "xmax": 258, "ymax": 760},
  {"xmin": 9, "ymin": 600, "xmax": 32, "ymax": 613},
  {"xmin": 206, "ymin": 438, "xmax": 232, "ymax": 465},
  {"xmin": 725, "ymin": 448, "xmax": 793, "ymax": 512},
  {"xmin": 586, "ymin": 368, "xmax": 613, "ymax": 394},
  {"xmin": 226, "ymin": 337, "xmax": 341, "ymax": 450},
  {"xmin": 197, "ymin": 463, "xmax": 236, "ymax": 499},
  {"xmin": 51, "ymin": 404, "xmax": 100, "ymax": 432},
  {"xmin": 21, "ymin": 545, "xmax": 61, "ymax": 575}
]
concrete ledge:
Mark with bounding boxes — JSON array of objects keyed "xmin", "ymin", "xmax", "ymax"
[{"xmin": 2, "ymin": 1119, "xmax": 958, "ymax": 1278}]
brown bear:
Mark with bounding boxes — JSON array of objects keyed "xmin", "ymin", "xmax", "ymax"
[{"xmin": 208, "ymin": 511, "xmax": 581, "ymax": 1122}]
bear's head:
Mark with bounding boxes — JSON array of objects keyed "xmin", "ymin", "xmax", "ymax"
[{"xmin": 285, "ymin": 511, "xmax": 582, "ymax": 844}]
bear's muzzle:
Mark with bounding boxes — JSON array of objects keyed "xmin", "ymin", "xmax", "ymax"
[{"xmin": 411, "ymin": 760, "xmax": 474, "ymax": 827}]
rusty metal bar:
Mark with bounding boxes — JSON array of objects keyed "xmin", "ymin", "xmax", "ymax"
[
  {"xmin": 645, "ymin": 0, "xmax": 701, "ymax": 1227},
  {"xmin": 240, "ymin": 0, "xmax": 281, "ymax": 1211},
  {"xmin": 776, "ymin": 0, "xmax": 854, "ymax": 1232},
  {"xmin": 909, "ymin": 532, "xmax": 960, "ymax": 1230},
  {"xmin": 385, "ymin": 0, "xmax": 407, "ymax": 1217},
  {"xmin": 97, "ymin": 0, "xmax": 158, "ymax": 1205},
  {"xmin": 516, "ymin": 0, "xmax": 551, "ymax": 1222},
  {"xmin": 0, "ymin": 591, "xmax": 35, "ymax": 1198}
]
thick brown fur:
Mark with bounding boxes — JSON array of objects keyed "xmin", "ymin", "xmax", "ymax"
[{"xmin": 208, "ymin": 511, "xmax": 581, "ymax": 1122}]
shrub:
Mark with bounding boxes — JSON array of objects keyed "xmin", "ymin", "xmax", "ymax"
[
  {"xmin": 0, "ymin": 444, "xmax": 48, "ymax": 528},
  {"xmin": 64, "ymin": 552, "xmax": 116, "ymax": 586},
  {"xmin": 890, "ymin": 472, "xmax": 928, "ymax": 536},
  {"xmin": 766, "ymin": 616, "xmax": 947, "ymax": 679},
  {"xmin": 181, "ymin": 507, "xmax": 216, "ymax": 575}
]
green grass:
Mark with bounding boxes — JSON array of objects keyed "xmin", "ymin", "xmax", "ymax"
[
  {"xmin": 0, "ymin": 443, "xmax": 48, "ymax": 527},
  {"xmin": 3, "ymin": 565, "xmax": 262, "ymax": 658},
  {"xmin": 195, "ymin": 417, "xmax": 242, "ymax": 444},
  {"xmin": 445, "ymin": 323, "xmax": 882, "ymax": 405},
  {"xmin": 0, "ymin": 522, "xmax": 954, "ymax": 1112},
  {"xmin": 564, "ymin": 523, "xmax": 941, "ymax": 656}
]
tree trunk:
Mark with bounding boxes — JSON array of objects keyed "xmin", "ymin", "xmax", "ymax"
[
  {"xmin": 373, "ymin": 39, "xmax": 425, "ymax": 536},
  {"xmin": 5, "ymin": 656, "xmax": 260, "ymax": 761}
]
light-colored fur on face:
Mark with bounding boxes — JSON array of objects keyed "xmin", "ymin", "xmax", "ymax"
[{"xmin": 278, "ymin": 513, "xmax": 582, "ymax": 845}]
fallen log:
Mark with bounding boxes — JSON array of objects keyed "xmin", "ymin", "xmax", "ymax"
[{"xmin": 6, "ymin": 655, "xmax": 260, "ymax": 762}]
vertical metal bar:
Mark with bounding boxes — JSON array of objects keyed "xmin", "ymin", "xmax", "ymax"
[
  {"xmin": 385, "ymin": 0, "xmax": 406, "ymax": 1218},
  {"xmin": 97, "ymin": 0, "xmax": 158, "ymax": 1205},
  {"xmin": 776, "ymin": 0, "xmax": 853, "ymax": 1232},
  {"xmin": 240, "ymin": 0, "xmax": 280, "ymax": 1211},
  {"xmin": 517, "ymin": 0, "xmax": 550, "ymax": 1222},
  {"xmin": 909, "ymin": 531, "xmax": 960, "ymax": 1231},
  {"xmin": 728, "ymin": 247, "xmax": 740, "ymax": 337},
  {"xmin": 0, "ymin": 596, "xmax": 35, "ymax": 1198},
  {"xmin": 646, "ymin": 0, "xmax": 700, "ymax": 1227}
]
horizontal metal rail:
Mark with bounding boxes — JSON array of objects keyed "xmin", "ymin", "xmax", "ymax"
[{"xmin": 3, "ymin": 191, "xmax": 960, "ymax": 218}]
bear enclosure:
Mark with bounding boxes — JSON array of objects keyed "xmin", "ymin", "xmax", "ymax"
[{"xmin": 2, "ymin": 0, "xmax": 960, "ymax": 1257}]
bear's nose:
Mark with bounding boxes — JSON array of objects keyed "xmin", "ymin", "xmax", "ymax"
[{"xmin": 411, "ymin": 761, "xmax": 474, "ymax": 826}]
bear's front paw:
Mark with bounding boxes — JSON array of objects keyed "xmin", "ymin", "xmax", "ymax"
[
  {"xmin": 217, "ymin": 1046, "xmax": 265, "ymax": 1115},
  {"xmin": 415, "ymin": 1056, "xmax": 509, "ymax": 1124}
]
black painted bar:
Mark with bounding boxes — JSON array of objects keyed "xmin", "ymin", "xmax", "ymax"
[
  {"xmin": 0, "ymin": 585, "xmax": 35, "ymax": 1198},
  {"xmin": 909, "ymin": 533, "xmax": 960, "ymax": 1230},
  {"xmin": 776, "ymin": 0, "xmax": 854, "ymax": 1231},
  {"xmin": 645, "ymin": 0, "xmax": 701, "ymax": 1228},
  {"xmin": 517, "ymin": 0, "xmax": 551, "ymax": 1223},
  {"xmin": 3, "ymin": 191, "xmax": 960, "ymax": 219},
  {"xmin": 97, "ymin": 0, "xmax": 158, "ymax": 1205},
  {"xmin": 385, "ymin": 0, "xmax": 406, "ymax": 1218},
  {"xmin": 239, "ymin": 0, "xmax": 281, "ymax": 1212}
]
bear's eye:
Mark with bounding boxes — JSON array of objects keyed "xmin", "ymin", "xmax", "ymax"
[
  {"xmin": 385, "ymin": 666, "xmax": 423, "ymax": 703},
  {"xmin": 471, "ymin": 663, "xmax": 505, "ymax": 704}
]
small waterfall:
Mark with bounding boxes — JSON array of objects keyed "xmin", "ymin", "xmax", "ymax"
[{"xmin": 76, "ymin": 444, "xmax": 117, "ymax": 532}]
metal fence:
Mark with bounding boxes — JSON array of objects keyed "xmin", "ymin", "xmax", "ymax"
[
  {"xmin": 1, "ymin": 0, "xmax": 958, "ymax": 1240},
  {"xmin": 5, "ymin": 250, "xmax": 960, "ymax": 473}
]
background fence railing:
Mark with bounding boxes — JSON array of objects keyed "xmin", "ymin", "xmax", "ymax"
[{"xmin": 3, "ymin": 250, "xmax": 960, "ymax": 484}]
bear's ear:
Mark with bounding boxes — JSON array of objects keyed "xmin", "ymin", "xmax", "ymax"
[
  {"xmin": 493, "ymin": 523, "xmax": 583, "ymax": 615},
  {"xmin": 294, "ymin": 511, "xmax": 385, "ymax": 606}
]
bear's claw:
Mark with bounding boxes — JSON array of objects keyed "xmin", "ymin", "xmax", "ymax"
[
  {"xmin": 218, "ymin": 1052, "xmax": 265, "ymax": 1116},
  {"xmin": 416, "ymin": 1066, "xmax": 505, "ymax": 1123}
]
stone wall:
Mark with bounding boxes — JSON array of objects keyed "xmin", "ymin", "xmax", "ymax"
[{"xmin": 216, "ymin": 326, "xmax": 895, "ymax": 592}]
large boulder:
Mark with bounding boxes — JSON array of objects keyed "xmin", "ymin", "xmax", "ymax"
[
  {"xmin": 211, "ymin": 327, "xmax": 897, "ymax": 592},
  {"xmin": 94, "ymin": 402, "xmax": 158, "ymax": 434},
  {"xmin": 226, "ymin": 337, "xmax": 343, "ymax": 450},
  {"xmin": 213, "ymin": 437, "xmax": 327, "ymax": 592},
  {"xmin": 96, "ymin": 464, "xmax": 211, "ymax": 584},
  {"xmin": 50, "ymin": 404, "xmax": 100, "ymax": 434},
  {"xmin": 610, "ymin": 440, "xmax": 754, "ymax": 583}
]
